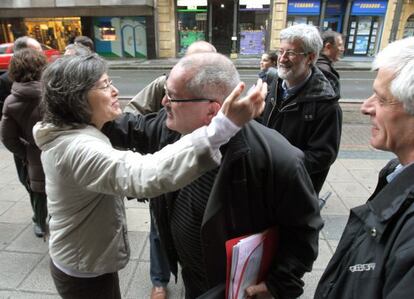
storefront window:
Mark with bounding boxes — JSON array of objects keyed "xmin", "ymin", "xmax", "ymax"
[
  {"xmin": 403, "ymin": 15, "xmax": 414, "ymax": 38},
  {"xmin": 322, "ymin": 0, "xmax": 344, "ymax": 32},
  {"xmin": 99, "ymin": 26, "xmax": 116, "ymax": 41},
  {"xmin": 287, "ymin": 0, "xmax": 321, "ymax": 27},
  {"xmin": 24, "ymin": 17, "xmax": 82, "ymax": 51},
  {"xmin": 177, "ymin": 0, "xmax": 208, "ymax": 55},
  {"xmin": 238, "ymin": 0, "xmax": 270, "ymax": 56},
  {"xmin": 94, "ymin": 17, "xmax": 147, "ymax": 58},
  {"xmin": 346, "ymin": 1, "xmax": 387, "ymax": 56}
]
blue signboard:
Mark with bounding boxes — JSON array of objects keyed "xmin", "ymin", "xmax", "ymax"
[
  {"xmin": 287, "ymin": 0, "xmax": 320, "ymax": 15},
  {"xmin": 352, "ymin": 1, "xmax": 387, "ymax": 15},
  {"xmin": 326, "ymin": 0, "xmax": 343, "ymax": 15}
]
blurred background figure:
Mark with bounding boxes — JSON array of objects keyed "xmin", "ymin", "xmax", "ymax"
[
  {"xmin": 73, "ymin": 35, "xmax": 94, "ymax": 52},
  {"xmin": 64, "ymin": 43, "xmax": 91, "ymax": 56},
  {"xmin": 258, "ymin": 51, "xmax": 277, "ymax": 84},
  {"xmin": 317, "ymin": 30, "xmax": 344, "ymax": 98},
  {"xmin": 0, "ymin": 48, "xmax": 48, "ymax": 238}
]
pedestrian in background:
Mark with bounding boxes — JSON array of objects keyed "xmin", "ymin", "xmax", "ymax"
[
  {"xmin": 315, "ymin": 36, "xmax": 414, "ymax": 299},
  {"xmin": 0, "ymin": 36, "xmax": 47, "ymax": 237},
  {"xmin": 33, "ymin": 53, "xmax": 265, "ymax": 299},
  {"xmin": 0, "ymin": 48, "xmax": 48, "ymax": 238},
  {"xmin": 64, "ymin": 43, "xmax": 91, "ymax": 56},
  {"xmin": 261, "ymin": 23, "xmax": 342, "ymax": 196},
  {"xmin": 74, "ymin": 35, "xmax": 94, "ymax": 52},
  {"xmin": 258, "ymin": 51, "xmax": 278, "ymax": 85},
  {"xmin": 317, "ymin": 30, "xmax": 344, "ymax": 98}
]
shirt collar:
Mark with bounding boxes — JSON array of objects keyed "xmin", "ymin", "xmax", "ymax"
[{"xmin": 281, "ymin": 69, "xmax": 312, "ymax": 99}]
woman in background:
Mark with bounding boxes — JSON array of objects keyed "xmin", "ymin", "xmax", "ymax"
[
  {"xmin": 0, "ymin": 48, "xmax": 48, "ymax": 237},
  {"xmin": 258, "ymin": 51, "xmax": 278, "ymax": 84}
]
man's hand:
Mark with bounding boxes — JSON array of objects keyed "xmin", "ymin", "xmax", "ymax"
[
  {"xmin": 221, "ymin": 79, "xmax": 267, "ymax": 127},
  {"xmin": 245, "ymin": 282, "xmax": 272, "ymax": 299}
]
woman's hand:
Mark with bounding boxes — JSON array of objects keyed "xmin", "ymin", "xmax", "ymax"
[{"xmin": 220, "ymin": 79, "xmax": 267, "ymax": 127}]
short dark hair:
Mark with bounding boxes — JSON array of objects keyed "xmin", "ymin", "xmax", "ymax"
[
  {"xmin": 321, "ymin": 31, "xmax": 342, "ymax": 47},
  {"xmin": 74, "ymin": 36, "xmax": 94, "ymax": 51},
  {"xmin": 8, "ymin": 48, "xmax": 47, "ymax": 83},
  {"xmin": 41, "ymin": 54, "xmax": 107, "ymax": 127},
  {"xmin": 267, "ymin": 51, "xmax": 278, "ymax": 65}
]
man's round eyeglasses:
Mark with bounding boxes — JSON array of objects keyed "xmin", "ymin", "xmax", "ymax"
[
  {"xmin": 276, "ymin": 49, "xmax": 308, "ymax": 58},
  {"xmin": 164, "ymin": 84, "xmax": 215, "ymax": 103}
]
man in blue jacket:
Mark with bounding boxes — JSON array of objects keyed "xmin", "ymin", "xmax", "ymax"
[{"xmin": 315, "ymin": 37, "xmax": 414, "ymax": 299}]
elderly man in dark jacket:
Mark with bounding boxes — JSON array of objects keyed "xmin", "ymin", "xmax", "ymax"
[
  {"xmin": 315, "ymin": 37, "xmax": 414, "ymax": 299},
  {"xmin": 104, "ymin": 52, "xmax": 323, "ymax": 299},
  {"xmin": 262, "ymin": 24, "xmax": 342, "ymax": 195}
]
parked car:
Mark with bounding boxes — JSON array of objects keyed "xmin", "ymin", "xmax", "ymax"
[{"xmin": 0, "ymin": 42, "xmax": 61, "ymax": 72}]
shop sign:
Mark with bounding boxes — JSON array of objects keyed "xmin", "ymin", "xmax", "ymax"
[
  {"xmin": 177, "ymin": 0, "xmax": 207, "ymax": 7},
  {"xmin": 326, "ymin": 0, "xmax": 343, "ymax": 15},
  {"xmin": 352, "ymin": 1, "xmax": 387, "ymax": 15},
  {"xmin": 287, "ymin": 0, "xmax": 320, "ymax": 15},
  {"xmin": 240, "ymin": 0, "xmax": 270, "ymax": 9}
]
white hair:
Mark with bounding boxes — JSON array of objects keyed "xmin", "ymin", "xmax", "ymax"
[
  {"xmin": 373, "ymin": 37, "xmax": 414, "ymax": 115},
  {"xmin": 280, "ymin": 24, "xmax": 323, "ymax": 64}
]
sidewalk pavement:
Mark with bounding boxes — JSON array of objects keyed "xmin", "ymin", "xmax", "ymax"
[
  {"xmin": 106, "ymin": 55, "xmax": 374, "ymax": 71},
  {"xmin": 0, "ymin": 117, "xmax": 394, "ymax": 298}
]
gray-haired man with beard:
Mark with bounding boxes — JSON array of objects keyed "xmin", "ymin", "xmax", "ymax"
[{"xmin": 261, "ymin": 24, "xmax": 342, "ymax": 196}]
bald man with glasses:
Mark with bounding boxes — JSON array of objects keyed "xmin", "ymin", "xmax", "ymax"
[
  {"xmin": 261, "ymin": 24, "xmax": 342, "ymax": 197},
  {"xmin": 103, "ymin": 52, "xmax": 322, "ymax": 299}
]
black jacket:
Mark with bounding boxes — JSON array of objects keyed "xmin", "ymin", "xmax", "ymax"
[
  {"xmin": 262, "ymin": 66, "xmax": 342, "ymax": 194},
  {"xmin": 316, "ymin": 54, "xmax": 341, "ymax": 98},
  {"xmin": 0, "ymin": 71, "xmax": 12, "ymax": 120},
  {"xmin": 0, "ymin": 81, "xmax": 45, "ymax": 192},
  {"xmin": 103, "ymin": 110, "xmax": 323, "ymax": 299},
  {"xmin": 315, "ymin": 159, "xmax": 414, "ymax": 299}
]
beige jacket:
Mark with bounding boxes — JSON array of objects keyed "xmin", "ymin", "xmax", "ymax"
[{"xmin": 33, "ymin": 122, "xmax": 222, "ymax": 274}]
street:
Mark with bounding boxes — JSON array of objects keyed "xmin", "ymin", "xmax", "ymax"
[{"xmin": 108, "ymin": 69, "xmax": 376, "ymax": 101}]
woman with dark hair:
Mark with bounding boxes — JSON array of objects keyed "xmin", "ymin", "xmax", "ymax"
[
  {"xmin": 32, "ymin": 53, "xmax": 265, "ymax": 298},
  {"xmin": 258, "ymin": 51, "xmax": 278, "ymax": 84},
  {"xmin": 0, "ymin": 48, "xmax": 48, "ymax": 238}
]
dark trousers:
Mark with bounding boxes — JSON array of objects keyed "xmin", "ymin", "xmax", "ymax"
[
  {"xmin": 149, "ymin": 208, "xmax": 170, "ymax": 287},
  {"xmin": 14, "ymin": 155, "xmax": 47, "ymax": 227},
  {"xmin": 50, "ymin": 260, "xmax": 121, "ymax": 299}
]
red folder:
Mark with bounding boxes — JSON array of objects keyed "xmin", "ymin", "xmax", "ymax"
[{"xmin": 225, "ymin": 227, "xmax": 279, "ymax": 299}]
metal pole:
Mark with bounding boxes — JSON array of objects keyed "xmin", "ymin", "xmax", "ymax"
[
  {"xmin": 342, "ymin": 0, "xmax": 353, "ymax": 42},
  {"xmin": 389, "ymin": 0, "xmax": 404, "ymax": 42},
  {"xmin": 232, "ymin": 0, "xmax": 238, "ymax": 54},
  {"xmin": 319, "ymin": 0, "xmax": 328, "ymax": 30},
  {"xmin": 208, "ymin": 0, "xmax": 213, "ymax": 43}
]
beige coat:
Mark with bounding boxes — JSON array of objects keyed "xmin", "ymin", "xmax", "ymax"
[{"xmin": 33, "ymin": 122, "xmax": 221, "ymax": 274}]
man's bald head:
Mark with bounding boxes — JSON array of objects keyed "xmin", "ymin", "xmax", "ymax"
[
  {"xmin": 185, "ymin": 41, "xmax": 217, "ymax": 56},
  {"xmin": 14, "ymin": 36, "xmax": 42, "ymax": 52}
]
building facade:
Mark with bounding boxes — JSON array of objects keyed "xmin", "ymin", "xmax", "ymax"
[{"xmin": 0, "ymin": 0, "xmax": 413, "ymax": 59}]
